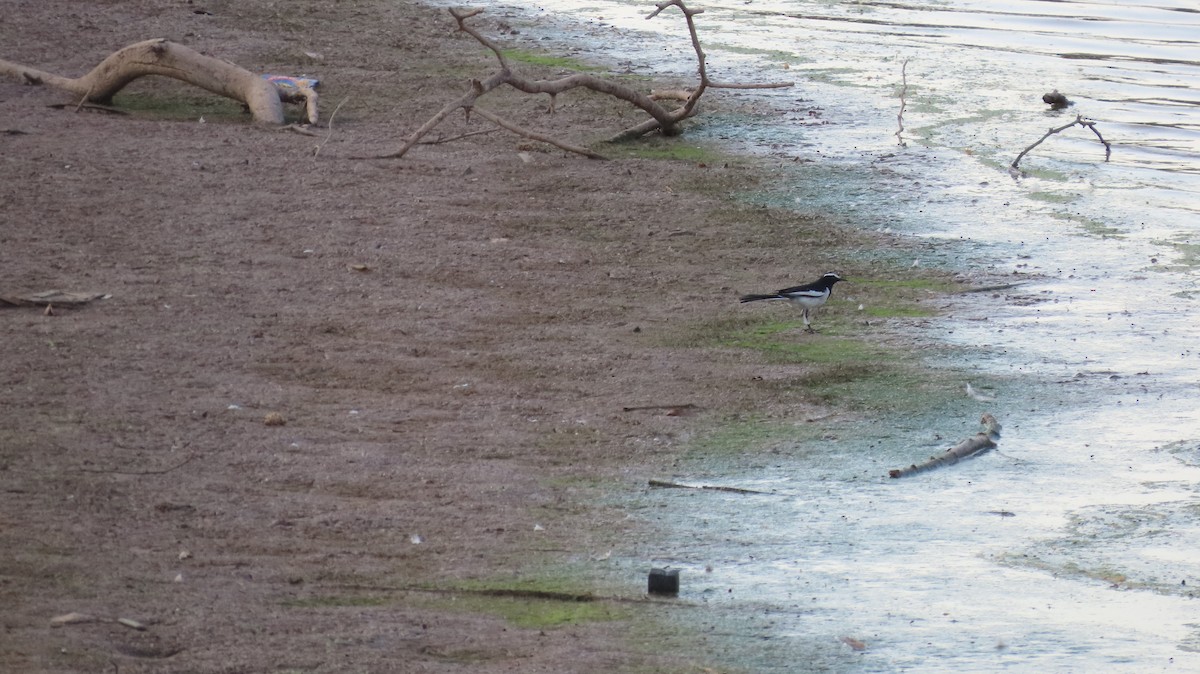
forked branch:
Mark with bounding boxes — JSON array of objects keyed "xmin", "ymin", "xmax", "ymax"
[
  {"xmin": 1011, "ymin": 114, "xmax": 1110, "ymax": 171},
  {"xmin": 377, "ymin": 1, "xmax": 793, "ymax": 160}
]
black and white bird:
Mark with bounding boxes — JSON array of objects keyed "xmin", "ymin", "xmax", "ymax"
[{"xmin": 739, "ymin": 272, "xmax": 845, "ymax": 333}]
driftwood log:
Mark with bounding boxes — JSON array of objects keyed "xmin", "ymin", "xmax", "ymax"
[
  {"xmin": 377, "ymin": 0, "xmax": 792, "ymax": 160},
  {"xmin": 888, "ymin": 413, "xmax": 1002, "ymax": 479},
  {"xmin": 0, "ymin": 39, "xmax": 314, "ymax": 125}
]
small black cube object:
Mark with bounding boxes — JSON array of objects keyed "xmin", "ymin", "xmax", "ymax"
[{"xmin": 648, "ymin": 567, "xmax": 680, "ymax": 596}]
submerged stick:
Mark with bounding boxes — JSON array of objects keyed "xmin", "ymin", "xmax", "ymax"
[
  {"xmin": 648, "ymin": 479, "xmax": 772, "ymax": 495},
  {"xmin": 957, "ymin": 282, "xmax": 1028, "ymax": 294},
  {"xmin": 889, "ymin": 413, "xmax": 1001, "ymax": 479},
  {"xmin": 894, "ymin": 57, "xmax": 909, "ymax": 147}
]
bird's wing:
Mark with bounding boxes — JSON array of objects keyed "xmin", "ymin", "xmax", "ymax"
[{"xmin": 777, "ymin": 284, "xmax": 825, "ymax": 298}]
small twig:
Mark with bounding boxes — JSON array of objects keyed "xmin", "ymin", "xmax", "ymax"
[
  {"xmin": 281, "ymin": 123, "xmax": 319, "ymax": 136},
  {"xmin": 450, "ymin": 7, "xmax": 504, "ymax": 66},
  {"xmin": 48, "ymin": 102, "xmax": 127, "ymax": 115},
  {"xmin": 77, "ymin": 453, "xmax": 197, "ymax": 476},
  {"xmin": 376, "ymin": 82, "xmax": 493, "ymax": 159},
  {"xmin": 1011, "ymin": 114, "xmax": 1111, "ymax": 171},
  {"xmin": 1079, "ymin": 117, "xmax": 1111, "ymax": 160},
  {"xmin": 313, "ymin": 95, "xmax": 348, "ymax": 159},
  {"xmin": 648, "ymin": 478, "xmax": 773, "ymax": 495},
  {"xmin": 622, "ymin": 404, "xmax": 698, "ymax": 412},
  {"xmin": 417, "ymin": 128, "xmax": 498, "ymax": 145},
  {"xmin": 74, "ymin": 86, "xmax": 94, "ymax": 113},
  {"xmin": 470, "ymin": 106, "xmax": 608, "ymax": 159},
  {"xmin": 958, "ymin": 282, "xmax": 1028, "ymax": 294},
  {"xmin": 894, "ymin": 57, "xmax": 909, "ymax": 146},
  {"xmin": 706, "ymin": 80, "xmax": 793, "ymax": 90}
]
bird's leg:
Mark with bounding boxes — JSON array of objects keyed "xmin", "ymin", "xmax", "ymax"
[{"xmin": 803, "ymin": 309, "xmax": 815, "ymax": 333}]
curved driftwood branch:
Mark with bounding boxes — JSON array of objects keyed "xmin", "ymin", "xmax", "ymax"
[
  {"xmin": 889, "ymin": 413, "xmax": 1002, "ymax": 479},
  {"xmin": 377, "ymin": 1, "xmax": 793, "ymax": 159},
  {"xmin": 0, "ymin": 39, "xmax": 301, "ymax": 125}
]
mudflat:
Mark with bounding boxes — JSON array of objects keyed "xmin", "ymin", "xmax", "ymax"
[{"xmin": 0, "ymin": 1, "xmax": 956, "ymax": 670}]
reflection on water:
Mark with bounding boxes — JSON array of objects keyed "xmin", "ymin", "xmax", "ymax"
[{"xmin": 456, "ymin": 0, "xmax": 1199, "ymax": 669}]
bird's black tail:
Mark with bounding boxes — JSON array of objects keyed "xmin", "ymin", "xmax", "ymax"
[{"xmin": 739, "ymin": 293, "xmax": 785, "ymax": 303}]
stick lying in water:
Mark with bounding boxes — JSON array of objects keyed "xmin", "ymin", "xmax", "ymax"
[
  {"xmin": 894, "ymin": 57, "xmax": 909, "ymax": 147},
  {"xmin": 1011, "ymin": 114, "xmax": 1110, "ymax": 171},
  {"xmin": 647, "ymin": 479, "xmax": 773, "ymax": 495},
  {"xmin": 888, "ymin": 413, "xmax": 1001, "ymax": 479}
]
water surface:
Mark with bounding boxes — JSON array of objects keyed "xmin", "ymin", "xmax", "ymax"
[{"xmin": 442, "ymin": 0, "xmax": 1200, "ymax": 669}]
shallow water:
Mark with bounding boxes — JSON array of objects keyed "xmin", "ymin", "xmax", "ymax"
[{"xmin": 444, "ymin": 0, "xmax": 1200, "ymax": 668}]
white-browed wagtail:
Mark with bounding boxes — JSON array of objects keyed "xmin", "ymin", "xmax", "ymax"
[{"xmin": 739, "ymin": 272, "xmax": 845, "ymax": 333}]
